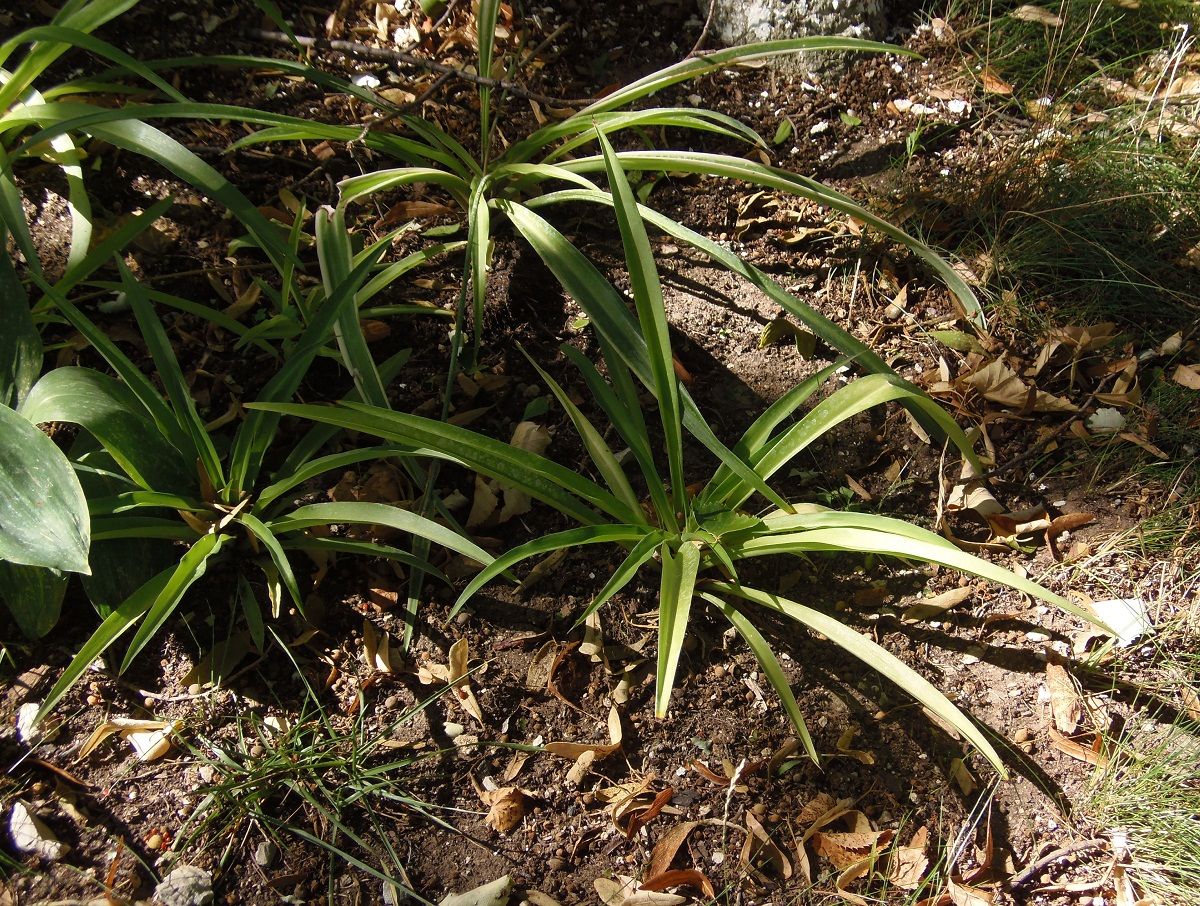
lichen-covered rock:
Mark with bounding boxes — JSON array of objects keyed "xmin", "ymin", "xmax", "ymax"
[
  {"xmin": 705, "ymin": 0, "xmax": 887, "ymax": 74},
  {"xmin": 154, "ymin": 865, "xmax": 214, "ymax": 906}
]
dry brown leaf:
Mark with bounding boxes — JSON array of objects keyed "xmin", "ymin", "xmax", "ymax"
[
  {"xmin": 501, "ymin": 750, "xmax": 532, "ymax": 783},
  {"xmin": 382, "ymin": 199, "xmax": 456, "ymax": 224},
  {"xmin": 648, "ymin": 822, "xmax": 699, "ymax": 878},
  {"xmin": 479, "ymin": 786, "xmax": 527, "ymax": 834},
  {"xmin": 566, "ymin": 750, "xmax": 596, "ymax": 786},
  {"xmin": 948, "ymin": 877, "xmax": 995, "ymax": 905},
  {"xmin": 889, "ymin": 826, "xmax": 930, "ymax": 890},
  {"xmin": 545, "ymin": 705, "xmax": 623, "ymax": 759},
  {"xmin": 622, "ymin": 893, "xmax": 687, "ymax": 906},
  {"xmin": 594, "ymin": 876, "xmax": 639, "ymax": 906},
  {"xmin": 517, "ymin": 547, "xmax": 569, "ymax": 596},
  {"xmin": 903, "ymin": 587, "xmax": 974, "ymax": 622},
  {"xmin": 448, "ymin": 638, "xmax": 484, "ymax": 725},
  {"xmin": 640, "ymin": 869, "xmax": 715, "ymax": 899},
  {"xmin": 362, "ymin": 621, "xmax": 400, "ymax": 674},
  {"xmin": 1045, "ymin": 656, "xmax": 1084, "ymax": 734},
  {"xmin": 980, "ymin": 66, "xmax": 1013, "ymax": 95},
  {"xmin": 1045, "ymin": 512, "xmax": 1093, "ymax": 560},
  {"xmin": 796, "ymin": 792, "xmax": 838, "ymax": 826},
  {"xmin": 960, "ymin": 359, "xmax": 1075, "ymax": 412},
  {"xmin": 1012, "ymin": 4, "xmax": 1063, "ymax": 25},
  {"xmin": 813, "ymin": 825, "xmax": 894, "ymax": 871},
  {"xmin": 580, "ymin": 610, "xmax": 604, "ymax": 661},
  {"xmin": 1181, "ymin": 685, "xmax": 1200, "ymax": 722},
  {"xmin": 1172, "ymin": 364, "xmax": 1200, "ymax": 390},
  {"xmin": 741, "ymin": 811, "xmax": 793, "ymax": 879},
  {"xmin": 950, "ymin": 758, "xmax": 977, "ymax": 795},
  {"xmin": 77, "ymin": 718, "xmax": 176, "ymax": 763},
  {"xmin": 526, "ymin": 640, "xmax": 558, "ymax": 690},
  {"xmin": 1046, "ymin": 726, "xmax": 1109, "ymax": 766},
  {"xmin": 835, "ymin": 727, "xmax": 875, "ymax": 765}
]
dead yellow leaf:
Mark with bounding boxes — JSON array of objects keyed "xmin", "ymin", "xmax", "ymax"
[
  {"xmin": 1172, "ymin": 364, "xmax": 1200, "ymax": 391},
  {"xmin": 1045, "ymin": 656, "xmax": 1083, "ymax": 734},
  {"xmin": 1011, "ymin": 4, "xmax": 1063, "ymax": 25},
  {"xmin": 903, "ymin": 587, "xmax": 973, "ymax": 622},
  {"xmin": 479, "ymin": 785, "xmax": 527, "ymax": 834},
  {"xmin": 980, "ymin": 67, "xmax": 1013, "ymax": 95},
  {"xmin": 888, "ymin": 826, "xmax": 930, "ymax": 890},
  {"xmin": 836, "ymin": 727, "xmax": 875, "ymax": 765}
]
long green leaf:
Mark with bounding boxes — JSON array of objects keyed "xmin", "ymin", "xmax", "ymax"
[
  {"xmin": 453, "ymin": 524, "xmax": 651, "ymax": 616},
  {"xmin": 573, "ymin": 531, "xmax": 663, "ymax": 627},
  {"xmin": 655, "ymin": 541, "xmax": 700, "ymax": 718},
  {"xmin": 238, "ymin": 512, "xmax": 302, "ymax": 609},
  {"xmin": 121, "ymin": 532, "xmax": 225, "ymax": 673},
  {"xmin": 249, "ymin": 402, "xmax": 618, "ymax": 527},
  {"xmin": 0, "ymin": 243, "xmax": 41, "ymax": 408},
  {"xmin": 559, "ymin": 151, "xmax": 984, "ymax": 327},
  {"xmin": 0, "ymin": 404, "xmax": 90, "ymax": 573},
  {"xmin": 703, "ymin": 593, "xmax": 817, "ymax": 762},
  {"xmin": 256, "ymin": 446, "xmax": 410, "ymax": 513},
  {"xmin": 337, "ymin": 167, "xmax": 471, "ymax": 209},
  {"xmin": 0, "ymin": 150, "xmax": 39, "ymax": 276},
  {"xmin": 279, "ymin": 536, "xmax": 447, "ymax": 586},
  {"xmin": 712, "ymin": 581, "xmax": 1006, "ymax": 774},
  {"xmin": 35, "ymin": 561, "xmax": 175, "ymax": 724},
  {"xmin": 598, "ymin": 132, "xmax": 686, "ymax": 516},
  {"xmin": 90, "ymin": 516, "xmax": 197, "ymax": 541},
  {"xmin": 476, "ymin": 0, "xmax": 501, "ymax": 163},
  {"xmin": 17, "ymin": 367, "xmax": 189, "ymax": 490},
  {"xmin": 467, "ymin": 181, "xmax": 491, "ymax": 352},
  {"xmin": 268, "ymin": 501, "xmax": 492, "ymax": 567}
]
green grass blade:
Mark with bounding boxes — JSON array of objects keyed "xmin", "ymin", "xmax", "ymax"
[
  {"xmin": 452, "ymin": 524, "xmax": 649, "ymax": 617},
  {"xmin": 268, "ymin": 501, "xmax": 492, "ymax": 568},
  {"xmin": 120, "ymin": 532, "xmax": 226, "ymax": 673},
  {"xmin": 713, "ymin": 581, "xmax": 1006, "ymax": 775},
  {"xmin": 34, "ymin": 561, "xmax": 175, "ymax": 724},
  {"xmin": 357, "ymin": 241, "xmax": 466, "ymax": 307},
  {"xmin": 598, "ymin": 132, "xmax": 687, "ymax": 516},
  {"xmin": 702, "ymin": 592, "xmax": 817, "ymax": 762},
  {"xmin": 87, "ymin": 490, "xmax": 206, "ymax": 516},
  {"xmin": 476, "ymin": 0, "xmax": 500, "ymax": 163},
  {"xmin": 522, "ymin": 349, "xmax": 645, "ymax": 525},
  {"xmin": 248, "ymin": 402, "xmax": 617, "ymax": 527},
  {"xmin": 467, "ymin": 182, "xmax": 491, "ymax": 353},
  {"xmin": 0, "ymin": 151, "xmax": 40, "ymax": 276},
  {"xmin": 655, "ymin": 541, "xmax": 700, "ymax": 718},
  {"xmin": 0, "ymin": 240, "xmax": 41, "ymax": 407},
  {"xmin": 91, "ymin": 516, "xmax": 197, "ymax": 541},
  {"xmin": 118, "ymin": 260, "xmax": 226, "ymax": 489}
]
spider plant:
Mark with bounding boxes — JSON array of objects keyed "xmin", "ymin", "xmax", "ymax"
[{"xmin": 251, "ymin": 138, "xmax": 1105, "ymax": 775}]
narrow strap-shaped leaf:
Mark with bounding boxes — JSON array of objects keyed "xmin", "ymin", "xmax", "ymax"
[
  {"xmin": 476, "ymin": 0, "xmax": 501, "ymax": 164},
  {"xmin": 702, "ymin": 592, "xmax": 817, "ymax": 763},
  {"xmin": 0, "ymin": 152, "xmax": 39, "ymax": 277},
  {"xmin": 730, "ymin": 527, "xmax": 1107, "ymax": 630},
  {"xmin": 712, "ymin": 581, "xmax": 1006, "ymax": 775},
  {"xmin": 87, "ymin": 490, "xmax": 205, "ymax": 516},
  {"xmin": 248, "ymin": 402, "xmax": 618, "ymax": 527},
  {"xmin": 91, "ymin": 516, "xmax": 197, "ymax": 541},
  {"xmin": 467, "ymin": 180, "xmax": 491, "ymax": 354},
  {"xmin": 452, "ymin": 524, "xmax": 649, "ymax": 616},
  {"xmin": 357, "ymin": 241, "xmax": 466, "ymax": 307},
  {"xmin": 559, "ymin": 344, "xmax": 674, "ymax": 527},
  {"xmin": 399, "ymin": 114, "xmax": 479, "ymax": 178},
  {"xmin": 315, "ymin": 206, "xmax": 389, "ymax": 409},
  {"xmin": 34, "ymin": 561, "xmax": 175, "ymax": 724},
  {"xmin": 573, "ymin": 530, "xmax": 663, "ymax": 627},
  {"xmin": 119, "ymin": 260, "xmax": 226, "ymax": 489},
  {"xmin": 502, "ymin": 199, "xmax": 789, "ymax": 512},
  {"xmin": 268, "ymin": 501, "xmax": 493, "ymax": 568},
  {"xmin": 598, "ymin": 132, "xmax": 687, "ymax": 516},
  {"xmin": 755, "ymin": 508, "xmax": 963, "ymax": 550},
  {"xmin": 337, "ymin": 167, "xmax": 471, "ymax": 209},
  {"xmin": 0, "ymin": 404, "xmax": 90, "ymax": 573},
  {"xmin": 522, "ymin": 349, "xmax": 645, "ymax": 526},
  {"xmin": 121, "ymin": 532, "xmax": 226, "ymax": 673},
  {"xmin": 238, "ymin": 512, "xmax": 302, "ymax": 609},
  {"xmin": 256, "ymin": 446, "xmax": 410, "ymax": 513},
  {"xmin": 559, "ymin": 151, "xmax": 984, "ymax": 328},
  {"xmin": 655, "ymin": 541, "xmax": 700, "ymax": 718},
  {"xmin": 489, "ymin": 162, "xmax": 599, "ymax": 192},
  {"xmin": 279, "ymin": 536, "xmax": 448, "ymax": 586}
]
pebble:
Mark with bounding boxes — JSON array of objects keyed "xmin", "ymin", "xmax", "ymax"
[
  {"xmin": 187, "ymin": 684, "xmax": 201, "ymax": 696},
  {"xmin": 254, "ymin": 840, "xmax": 278, "ymax": 868},
  {"xmin": 154, "ymin": 865, "xmax": 214, "ymax": 906},
  {"xmin": 147, "ymin": 833, "xmax": 164, "ymax": 851},
  {"xmin": 547, "ymin": 857, "xmax": 565, "ymax": 871},
  {"xmin": 197, "ymin": 765, "xmax": 215, "ymax": 784}
]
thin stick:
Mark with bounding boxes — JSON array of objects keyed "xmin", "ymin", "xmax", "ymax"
[
  {"xmin": 689, "ymin": 0, "xmax": 718, "ymax": 57},
  {"xmin": 1009, "ymin": 838, "xmax": 1108, "ymax": 889},
  {"xmin": 246, "ymin": 28, "xmax": 590, "ymax": 106}
]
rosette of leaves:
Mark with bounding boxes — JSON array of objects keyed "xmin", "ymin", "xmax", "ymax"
[
  {"xmin": 12, "ymin": 217, "xmax": 488, "ymax": 723},
  {"xmin": 252, "ymin": 139, "xmax": 1105, "ymax": 775}
]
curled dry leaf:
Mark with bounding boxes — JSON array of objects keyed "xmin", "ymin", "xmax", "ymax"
[
  {"xmin": 960, "ymin": 359, "xmax": 1075, "ymax": 412},
  {"xmin": 640, "ymin": 869, "xmax": 715, "ymax": 899},
  {"xmin": 888, "ymin": 826, "xmax": 930, "ymax": 890},
  {"xmin": 362, "ymin": 620, "xmax": 400, "ymax": 674},
  {"xmin": 835, "ymin": 727, "xmax": 875, "ymax": 765},
  {"xmin": 903, "ymin": 586, "xmax": 974, "ymax": 622},
  {"xmin": 594, "ymin": 876, "xmax": 639, "ymax": 906},
  {"xmin": 813, "ymin": 823, "xmax": 894, "ymax": 872},
  {"xmin": 580, "ymin": 610, "xmax": 604, "ymax": 661},
  {"xmin": 77, "ymin": 718, "xmax": 177, "ymax": 763},
  {"xmin": 1045, "ymin": 655, "xmax": 1084, "ymax": 734},
  {"xmin": 741, "ymin": 811, "xmax": 793, "ymax": 880},
  {"xmin": 526, "ymin": 640, "xmax": 558, "ymax": 691},
  {"xmin": 478, "ymin": 785, "xmax": 528, "ymax": 834},
  {"xmin": 1171, "ymin": 363, "xmax": 1200, "ymax": 391},
  {"xmin": 545, "ymin": 705, "xmax": 623, "ymax": 760},
  {"xmin": 9, "ymin": 800, "xmax": 69, "ymax": 861},
  {"xmin": 949, "ymin": 758, "xmax": 977, "ymax": 796},
  {"xmin": 1012, "ymin": 5, "xmax": 1064, "ymax": 26},
  {"xmin": 648, "ymin": 821, "xmax": 700, "ymax": 878},
  {"xmin": 1046, "ymin": 726, "xmax": 1109, "ymax": 767},
  {"xmin": 437, "ymin": 874, "xmax": 513, "ymax": 906}
]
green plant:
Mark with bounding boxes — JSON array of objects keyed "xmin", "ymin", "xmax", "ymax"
[
  {"xmin": 251, "ymin": 139, "xmax": 1105, "ymax": 775},
  {"xmin": 15, "ymin": 234, "xmax": 490, "ymax": 723}
]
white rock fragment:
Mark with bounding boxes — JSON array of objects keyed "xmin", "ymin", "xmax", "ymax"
[
  {"xmin": 9, "ymin": 801, "xmax": 69, "ymax": 861},
  {"xmin": 1092, "ymin": 598, "xmax": 1153, "ymax": 647},
  {"xmin": 892, "ymin": 98, "xmax": 913, "ymax": 112},
  {"xmin": 947, "ymin": 98, "xmax": 970, "ymax": 115},
  {"xmin": 809, "ymin": 121, "xmax": 829, "ymax": 135},
  {"xmin": 155, "ymin": 865, "xmax": 214, "ymax": 906},
  {"xmin": 910, "ymin": 103, "xmax": 938, "ymax": 116},
  {"xmin": 352, "ymin": 73, "xmax": 381, "ymax": 89},
  {"xmin": 1087, "ymin": 408, "xmax": 1126, "ymax": 434}
]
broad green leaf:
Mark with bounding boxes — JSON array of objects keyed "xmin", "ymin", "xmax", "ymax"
[
  {"xmin": 0, "ymin": 244, "xmax": 40, "ymax": 408},
  {"xmin": 453, "ymin": 524, "xmax": 651, "ymax": 616},
  {"xmin": 0, "ymin": 404, "xmax": 90, "ymax": 573},
  {"xmin": 522, "ymin": 350, "xmax": 645, "ymax": 525},
  {"xmin": 655, "ymin": 541, "xmax": 700, "ymax": 718},
  {"xmin": 119, "ymin": 260, "xmax": 226, "ymax": 489},
  {"xmin": 249, "ymin": 402, "xmax": 618, "ymax": 527},
  {"xmin": 712, "ymin": 581, "xmax": 1006, "ymax": 774},
  {"xmin": 558, "ymin": 151, "xmax": 984, "ymax": 327},
  {"xmin": 0, "ymin": 562, "xmax": 67, "ymax": 639},
  {"xmin": 20, "ymin": 367, "xmax": 190, "ymax": 492},
  {"xmin": 268, "ymin": 501, "xmax": 493, "ymax": 567},
  {"xmin": 599, "ymin": 132, "xmax": 686, "ymax": 516},
  {"xmin": 121, "ymin": 532, "xmax": 226, "ymax": 673},
  {"xmin": 35, "ymin": 562, "xmax": 175, "ymax": 724},
  {"xmin": 703, "ymin": 593, "xmax": 816, "ymax": 762}
]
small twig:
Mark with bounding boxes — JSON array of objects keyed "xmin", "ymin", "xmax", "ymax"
[
  {"xmin": 1009, "ymin": 838, "xmax": 1108, "ymax": 889},
  {"xmin": 689, "ymin": 0, "xmax": 718, "ymax": 57},
  {"xmin": 984, "ymin": 388, "xmax": 1101, "ymax": 481},
  {"xmin": 246, "ymin": 28, "xmax": 591, "ymax": 107}
]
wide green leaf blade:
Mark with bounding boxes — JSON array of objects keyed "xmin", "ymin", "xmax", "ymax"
[
  {"xmin": 702, "ymin": 592, "xmax": 817, "ymax": 763},
  {"xmin": 0, "ymin": 404, "xmax": 90, "ymax": 573},
  {"xmin": 0, "ymin": 562, "xmax": 67, "ymax": 639},
  {"xmin": 120, "ymin": 532, "xmax": 225, "ymax": 673},
  {"xmin": 21, "ymin": 367, "xmax": 190, "ymax": 493},
  {"xmin": 0, "ymin": 243, "xmax": 41, "ymax": 408},
  {"xmin": 268, "ymin": 501, "xmax": 492, "ymax": 568},
  {"xmin": 712, "ymin": 581, "xmax": 1006, "ymax": 774},
  {"xmin": 453, "ymin": 524, "xmax": 650, "ymax": 616},
  {"xmin": 598, "ymin": 132, "xmax": 687, "ymax": 516},
  {"xmin": 248, "ymin": 402, "xmax": 617, "ymax": 527},
  {"xmin": 655, "ymin": 540, "xmax": 699, "ymax": 718}
]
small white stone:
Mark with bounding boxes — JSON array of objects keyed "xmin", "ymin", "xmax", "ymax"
[
  {"xmin": 947, "ymin": 98, "xmax": 970, "ymax": 114},
  {"xmin": 352, "ymin": 74, "xmax": 381, "ymax": 89}
]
